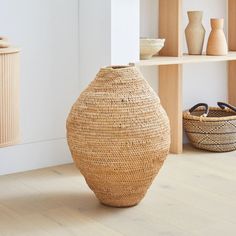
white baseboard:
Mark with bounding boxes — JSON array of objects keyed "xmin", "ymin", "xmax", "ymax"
[{"xmin": 0, "ymin": 138, "xmax": 72, "ymax": 175}]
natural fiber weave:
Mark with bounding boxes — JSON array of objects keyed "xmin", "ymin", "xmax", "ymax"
[
  {"xmin": 183, "ymin": 107, "xmax": 236, "ymax": 152},
  {"xmin": 66, "ymin": 66, "xmax": 170, "ymax": 207}
]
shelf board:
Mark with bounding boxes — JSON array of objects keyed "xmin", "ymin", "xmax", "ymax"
[{"xmin": 134, "ymin": 51, "xmax": 236, "ymax": 66}]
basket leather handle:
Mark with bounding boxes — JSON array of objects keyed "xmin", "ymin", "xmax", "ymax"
[
  {"xmin": 217, "ymin": 102, "xmax": 236, "ymax": 112},
  {"xmin": 189, "ymin": 103, "xmax": 209, "ymax": 117}
]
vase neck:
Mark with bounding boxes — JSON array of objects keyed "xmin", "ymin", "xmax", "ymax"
[
  {"xmin": 187, "ymin": 11, "xmax": 203, "ymax": 24},
  {"xmin": 98, "ymin": 65, "xmax": 141, "ymax": 79},
  {"xmin": 211, "ymin": 18, "xmax": 224, "ymax": 30}
]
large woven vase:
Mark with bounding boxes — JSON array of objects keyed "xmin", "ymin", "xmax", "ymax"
[{"xmin": 66, "ymin": 65, "xmax": 170, "ymax": 207}]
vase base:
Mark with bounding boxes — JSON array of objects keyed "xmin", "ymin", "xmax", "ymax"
[
  {"xmin": 94, "ymin": 189, "xmax": 145, "ymax": 208},
  {"xmin": 187, "ymin": 53, "xmax": 203, "ymax": 55},
  {"xmin": 206, "ymin": 52, "xmax": 228, "ymax": 56},
  {"xmin": 100, "ymin": 200, "xmax": 140, "ymax": 208},
  {"xmin": 0, "ymin": 138, "xmax": 20, "ymax": 148}
]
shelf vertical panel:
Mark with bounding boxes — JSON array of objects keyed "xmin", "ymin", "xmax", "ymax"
[
  {"xmin": 228, "ymin": 0, "xmax": 236, "ymax": 50},
  {"xmin": 159, "ymin": 0, "xmax": 182, "ymax": 56},
  {"xmin": 159, "ymin": 0, "xmax": 183, "ymax": 154},
  {"xmin": 228, "ymin": 0, "xmax": 236, "ymax": 105},
  {"xmin": 159, "ymin": 65, "xmax": 183, "ymax": 154}
]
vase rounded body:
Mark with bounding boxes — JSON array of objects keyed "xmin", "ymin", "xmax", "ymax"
[
  {"xmin": 66, "ymin": 66, "xmax": 170, "ymax": 207},
  {"xmin": 185, "ymin": 11, "xmax": 206, "ymax": 55},
  {"xmin": 206, "ymin": 18, "xmax": 228, "ymax": 56}
]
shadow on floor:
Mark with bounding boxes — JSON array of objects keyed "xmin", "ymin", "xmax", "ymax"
[{"xmin": 0, "ymin": 190, "xmax": 131, "ymax": 218}]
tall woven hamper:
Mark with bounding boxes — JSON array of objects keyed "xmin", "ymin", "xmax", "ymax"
[
  {"xmin": 0, "ymin": 48, "xmax": 20, "ymax": 147},
  {"xmin": 67, "ymin": 65, "xmax": 170, "ymax": 207}
]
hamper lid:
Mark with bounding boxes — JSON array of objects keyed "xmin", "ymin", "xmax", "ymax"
[{"xmin": 0, "ymin": 47, "xmax": 20, "ymax": 54}]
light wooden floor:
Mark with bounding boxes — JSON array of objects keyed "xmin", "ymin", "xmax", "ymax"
[{"xmin": 0, "ymin": 145, "xmax": 236, "ymax": 236}]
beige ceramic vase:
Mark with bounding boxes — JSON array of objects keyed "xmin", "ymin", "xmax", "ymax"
[
  {"xmin": 206, "ymin": 18, "xmax": 228, "ymax": 56},
  {"xmin": 185, "ymin": 11, "xmax": 206, "ymax": 55}
]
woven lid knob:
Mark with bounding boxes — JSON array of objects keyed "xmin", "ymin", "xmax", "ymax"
[{"xmin": 0, "ymin": 36, "xmax": 10, "ymax": 48}]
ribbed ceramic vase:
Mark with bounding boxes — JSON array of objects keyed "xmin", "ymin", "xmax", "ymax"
[
  {"xmin": 206, "ymin": 18, "xmax": 228, "ymax": 56},
  {"xmin": 185, "ymin": 11, "xmax": 206, "ymax": 55},
  {"xmin": 66, "ymin": 65, "xmax": 170, "ymax": 207}
]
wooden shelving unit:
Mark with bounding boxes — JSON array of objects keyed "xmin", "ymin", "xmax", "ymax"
[{"xmin": 136, "ymin": 0, "xmax": 236, "ymax": 154}]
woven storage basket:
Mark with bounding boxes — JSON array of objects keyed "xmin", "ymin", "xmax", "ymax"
[
  {"xmin": 66, "ymin": 65, "xmax": 170, "ymax": 207},
  {"xmin": 183, "ymin": 102, "xmax": 236, "ymax": 152}
]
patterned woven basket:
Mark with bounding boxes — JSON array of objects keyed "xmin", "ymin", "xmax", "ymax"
[
  {"xmin": 183, "ymin": 102, "xmax": 236, "ymax": 152},
  {"xmin": 66, "ymin": 65, "xmax": 170, "ymax": 207}
]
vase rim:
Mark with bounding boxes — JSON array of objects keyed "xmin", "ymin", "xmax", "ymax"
[
  {"xmin": 187, "ymin": 10, "xmax": 203, "ymax": 13},
  {"xmin": 101, "ymin": 65, "xmax": 134, "ymax": 71},
  {"xmin": 211, "ymin": 18, "xmax": 224, "ymax": 21}
]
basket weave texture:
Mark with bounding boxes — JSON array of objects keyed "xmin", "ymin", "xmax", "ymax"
[
  {"xmin": 183, "ymin": 107, "xmax": 236, "ymax": 152},
  {"xmin": 66, "ymin": 66, "xmax": 170, "ymax": 207}
]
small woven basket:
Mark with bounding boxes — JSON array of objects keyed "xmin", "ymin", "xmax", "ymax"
[{"xmin": 183, "ymin": 102, "xmax": 236, "ymax": 152}]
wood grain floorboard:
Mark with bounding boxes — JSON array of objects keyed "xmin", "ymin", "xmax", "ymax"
[{"xmin": 0, "ymin": 145, "xmax": 236, "ymax": 236}]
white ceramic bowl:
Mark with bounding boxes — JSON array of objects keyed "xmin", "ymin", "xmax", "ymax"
[{"xmin": 140, "ymin": 38, "xmax": 165, "ymax": 60}]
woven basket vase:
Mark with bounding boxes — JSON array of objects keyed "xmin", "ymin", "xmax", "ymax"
[{"xmin": 66, "ymin": 66, "xmax": 170, "ymax": 207}]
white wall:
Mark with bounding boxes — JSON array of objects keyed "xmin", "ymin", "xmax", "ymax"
[
  {"xmin": 140, "ymin": 0, "xmax": 158, "ymax": 94},
  {"xmin": 0, "ymin": 0, "xmax": 79, "ymax": 175},
  {"xmin": 79, "ymin": 0, "xmax": 139, "ymax": 90},
  {"xmin": 111, "ymin": 0, "xmax": 139, "ymax": 65},
  {"xmin": 78, "ymin": 0, "xmax": 112, "ymax": 92}
]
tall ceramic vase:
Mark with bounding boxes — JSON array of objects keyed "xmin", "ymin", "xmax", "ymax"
[
  {"xmin": 185, "ymin": 11, "xmax": 206, "ymax": 55},
  {"xmin": 67, "ymin": 65, "xmax": 170, "ymax": 207},
  {"xmin": 206, "ymin": 18, "xmax": 228, "ymax": 56}
]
